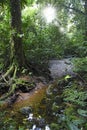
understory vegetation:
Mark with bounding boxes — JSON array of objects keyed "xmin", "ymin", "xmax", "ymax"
[
  {"xmin": 0, "ymin": 0, "xmax": 87, "ymax": 130},
  {"xmin": 42, "ymin": 76, "xmax": 87, "ymax": 130}
]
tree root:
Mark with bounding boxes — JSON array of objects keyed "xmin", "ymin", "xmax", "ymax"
[
  {"xmin": 0, "ymin": 64, "xmax": 14, "ymax": 82},
  {"xmin": 0, "ymin": 64, "xmax": 18, "ymax": 101},
  {"xmin": 0, "ymin": 83, "xmax": 16, "ymax": 101},
  {"xmin": 0, "ymin": 64, "xmax": 34, "ymax": 101}
]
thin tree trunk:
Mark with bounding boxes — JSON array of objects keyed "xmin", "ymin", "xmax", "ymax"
[
  {"xmin": 84, "ymin": 0, "xmax": 87, "ymax": 41},
  {"xmin": 10, "ymin": 0, "xmax": 25, "ymax": 68}
]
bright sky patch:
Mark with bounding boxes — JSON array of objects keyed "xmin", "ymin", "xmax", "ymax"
[{"xmin": 42, "ymin": 5, "xmax": 56, "ymax": 23}]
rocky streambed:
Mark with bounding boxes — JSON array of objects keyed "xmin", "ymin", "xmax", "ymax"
[
  {"xmin": 0, "ymin": 58, "xmax": 78, "ymax": 130},
  {"xmin": 49, "ymin": 58, "xmax": 76, "ymax": 79}
]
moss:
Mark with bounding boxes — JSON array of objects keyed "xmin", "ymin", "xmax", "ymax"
[
  {"xmin": 65, "ymin": 106, "xmax": 75, "ymax": 115},
  {"xmin": 50, "ymin": 123, "xmax": 60, "ymax": 130},
  {"xmin": 52, "ymin": 102, "xmax": 59, "ymax": 112},
  {"xmin": 84, "ymin": 123, "xmax": 87, "ymax": 129}
]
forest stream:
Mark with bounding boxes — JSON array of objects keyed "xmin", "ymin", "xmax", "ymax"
[
  {"xmin": 1, "ymin": 0, "xmax": 87, "ymax": 129},
  {"xmin": 0, "ymin": 80, "xmax": 48, "ymax": 130},
  {"xmin": 0, "ymin": 58, "xmax": 86, "ymax": 130}
]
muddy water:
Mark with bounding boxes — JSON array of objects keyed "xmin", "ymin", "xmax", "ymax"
[
  {"xmin": 13, "ymin": 86, "xmax": 47, "ymax": 111},
  {"xmin": 0, "ymin": 85, "xmax": 47, "ymax": 129}
]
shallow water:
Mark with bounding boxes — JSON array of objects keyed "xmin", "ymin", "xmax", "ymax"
[
  {"xmin": 0, "ymin": 86, "xmax": 47, "ymax": 129},
  {"xmin": 49, "ymin": 58, "xmax": 75, "ymax": 79},
  {"xmin": 13, "ymin": 86, "xmax": 47, "ymax": 110}
]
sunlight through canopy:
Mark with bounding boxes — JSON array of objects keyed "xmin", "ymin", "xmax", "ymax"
[{"xmin": 42, "ymin": 5, "xmax": 56, "ymax": 23}]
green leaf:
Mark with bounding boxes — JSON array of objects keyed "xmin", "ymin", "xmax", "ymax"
[
  {"xmin": 64, "ymin": 75, "xmax": 71, "ymax": 81},
  {"xmin": 18, "ymin": 126, "xmax": 25, "ymax": 130},
  {"xmin": 72, "ymin": 119, "xmax": 86, "ymax": 125},
  {"xmin": 67, "ymin": 121, "xmax": 80, "ymax": 130},
  {"xmin": 77, "ymin": 109, "xmax": 87, "ymax": 117}
]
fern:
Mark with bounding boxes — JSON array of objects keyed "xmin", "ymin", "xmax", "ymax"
[{"xmin": 63, "ymin": 88, "xmax": 87, "ymax": 106}]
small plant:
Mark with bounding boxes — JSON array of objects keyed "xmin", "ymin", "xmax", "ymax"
[
  {"xmin": 63, "ymin": 87, "xmax": 87, "ymax": 106},
  {"xmin": 73, "ymin": 57, "xmax": 87, "ymax": 73}
]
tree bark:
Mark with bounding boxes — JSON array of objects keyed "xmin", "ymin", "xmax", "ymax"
[
  {"xmin": 0, "ymin": 0, "xmax": 27, "ymax": 100},
  {"xmin": 10, "ymin": 0, "xmax": 25, "ymax": 68},
  {"xmin": 84, "ymin": 0, "xmax": 87, "ymax": 41}
]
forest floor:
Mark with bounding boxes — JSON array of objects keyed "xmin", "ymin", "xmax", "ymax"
[
  {"xmin": 0, "ymin": 75, "xmax": 48, "ymax": 108},
  {"xmin": 0, "ymin": 58, "xmax": 75, "ymax": 108},
  {"xmin": 0, "ymin": 59, "xmax": 87, "ymax": 130}
]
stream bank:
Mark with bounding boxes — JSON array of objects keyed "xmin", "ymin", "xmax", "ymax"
[
  {"xmin": 0, "ymin": 58, "xmax": 87, "ymax": 130},
  {"xmin": 0, "ymin": 77, "xmax": 48, "ymax": 130}
]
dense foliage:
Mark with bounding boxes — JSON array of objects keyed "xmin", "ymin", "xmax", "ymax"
[
  {"xmin": 0, "ymin": 0, "xmax": 87, "ymax": 130},
  {"xmin": 0, "ymin": 0, "xmax": 86, "ymax": 68}
]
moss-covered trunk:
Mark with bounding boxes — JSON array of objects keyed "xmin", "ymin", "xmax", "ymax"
[
  {"xmin": 0, "ymin": 0, "xmax": 26, "ymax": 100},
  {"xmin": 84, "ymin": 0, "xmax": 87, "ymax": 41},
  {"xmin": 10, "ymin": 0, "xmax": 25, "ymax": 68}
]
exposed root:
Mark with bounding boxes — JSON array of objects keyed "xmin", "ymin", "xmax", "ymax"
[
  {"xmin": 0, "ymin": 83, "xmax": 16, "ymax": 101},
  {"xmin": 0, "ymin": 64, "xmax": 18, "ymax": 101},
  {"xmin": 0, "ymin": 64, "xmax": 34, "ymax": 101},
  {"xmin": 0, "ymin": 64, "xmax": 14, "ymax": 82},
  {"xmin": 13, "ymin": 65, "xmax": 17, "ymax": 79},
  {"xmin": 1, "ymin": 75, "xmax": 8, "ymax": 84}
]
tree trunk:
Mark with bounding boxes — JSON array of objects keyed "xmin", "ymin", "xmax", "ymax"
[
  {"xmin": 0, "ymin": 0, "xmax": 26, "ymax": 100},
  {"xmin": 84, "ymin": 0, "xmax": 87, "ymax": 41},
  {"xmin": 10, "ymin": 0, "xmax": 25, "ymax": 68}
]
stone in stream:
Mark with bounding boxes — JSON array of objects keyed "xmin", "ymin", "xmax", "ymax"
[
  {"xmin": 31, "ymin": 125, "xmax": 42, "ymax": 130},
  {"xmin": 27, "ymin": 113, "xmax": 33, "ymax": 121},
  {"xmin": 20, "ymin": 106, "xmax": 32, "ymax": 115},
  {"xmin": 28, "ymin": 114, "xmax": 46, "ymax": 128},
  {"xmin": 49, "ymin": 58, "xmax": 76, "ymax": 79},
  {"xmin": 31, "ymin": 124, "xmax": 50, "ymax": 130}
]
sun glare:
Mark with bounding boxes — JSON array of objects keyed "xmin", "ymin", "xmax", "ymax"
[
  {"xmin": 42, "ymin": 5, "xmax": 56, "ymax": 23},
  {"xmin": 59, "ymin": 27, "xmax": 65, "ymax": 33},
  {"xmin": 67, "ymin": 23, "xmax": 73, "ymax": 31}
]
